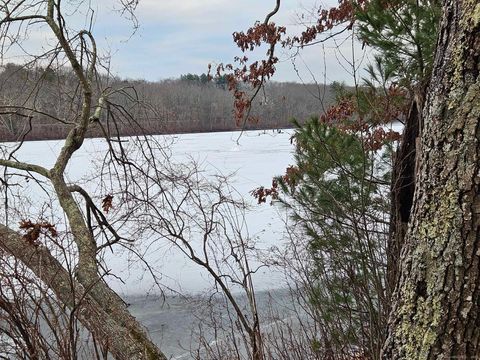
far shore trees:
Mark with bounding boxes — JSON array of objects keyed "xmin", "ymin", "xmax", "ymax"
[{"xmin": 0, "ymin": 65, "xmax": 333, "ymax": 142}]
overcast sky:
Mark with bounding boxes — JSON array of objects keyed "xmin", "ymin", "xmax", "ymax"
[
  {"xmin": 98, "ymin": 0, "xmax": 367, "ymax": 83},
  {"xmin": 3, "ymin": 0, "xmax": 369, "ymax": 83}
]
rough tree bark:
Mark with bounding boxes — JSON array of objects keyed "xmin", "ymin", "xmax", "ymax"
[
  {"xmin": 0, "ymin": 225, "xmax": 166, "ymax": 360},
  {"xmin": 383, "ymin": 0, "xmax": 480, "ymax": 358}
]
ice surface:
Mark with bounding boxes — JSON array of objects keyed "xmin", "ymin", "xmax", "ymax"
[{"xmin": 2, "ymin": 130, "xmax": 294, "ymax": 294}]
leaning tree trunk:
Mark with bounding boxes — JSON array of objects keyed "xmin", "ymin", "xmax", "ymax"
[
  {"xmin": 382, "ymin": 0, "xmax": 480, "ymax": 358},
  {"xmin": 0, "ymin": 225, "xmax": 167, "ymax": 360}
]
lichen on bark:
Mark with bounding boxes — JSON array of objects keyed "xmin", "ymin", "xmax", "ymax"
[{"xmin": 383, "ymin": 0, "xmax": 480, "ymax": 358}]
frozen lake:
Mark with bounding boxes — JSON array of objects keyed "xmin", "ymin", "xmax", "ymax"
[
  {"xmin": 126, "ymin": 288, "xmax": 298, "ymax": 359},
  {"xmin": 1, "ymin": 130, "xmax": 295, "ymax": 295},
  {"xmin": 2, "ymin": 129, "xmax": 297, "ymax": 359}
]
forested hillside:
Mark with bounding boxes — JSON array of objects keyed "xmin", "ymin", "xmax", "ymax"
[{"xmin": 0, "ymin": 64, "xmax": 333, "ymax": 141}]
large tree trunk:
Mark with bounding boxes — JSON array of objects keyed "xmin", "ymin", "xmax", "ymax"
[
  {"xmin": 383, "ymin": 0, "xmax": 480, "ymax": 358},
  {"xmin": 0, "ymin": 224, "xmax": 167, "ymax": 360}
]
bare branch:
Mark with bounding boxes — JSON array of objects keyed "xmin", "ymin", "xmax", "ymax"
[{"xmin": 0, "ymin": 159, "xmax": 50, "ymax": 178}]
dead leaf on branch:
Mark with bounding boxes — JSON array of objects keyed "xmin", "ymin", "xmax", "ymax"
[
  {"xmin": 102, "ymin": 194, "xmax": 114, "ymax": 213},
  {"xmin": 19, "ymin": 219, "xmax": 58, "ymax": 246}
]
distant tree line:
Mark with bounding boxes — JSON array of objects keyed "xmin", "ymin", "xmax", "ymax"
[{"xmin": 0, "ymin": 65, "xmax": 334, "ymax": 142}]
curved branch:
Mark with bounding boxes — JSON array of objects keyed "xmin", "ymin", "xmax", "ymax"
[
  {"xmin": 0, "ymin": 159, "xmax": 50, "ymax": 178},
  {"xmin": 264, "ymin": 0, "xmax": 281, "ymax": 25},
  {"xmin": 67, "ymin": 184, "xmax": 132, "ymax": 252}
]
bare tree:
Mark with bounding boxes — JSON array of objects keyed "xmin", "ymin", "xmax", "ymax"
[
  {"xmin": 0, "ymin": 1, "xmax": 169, "ymax": 358},
  {"xmin": 95, "ymin": 139, "xmax": 268, "ymax": 359}
]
